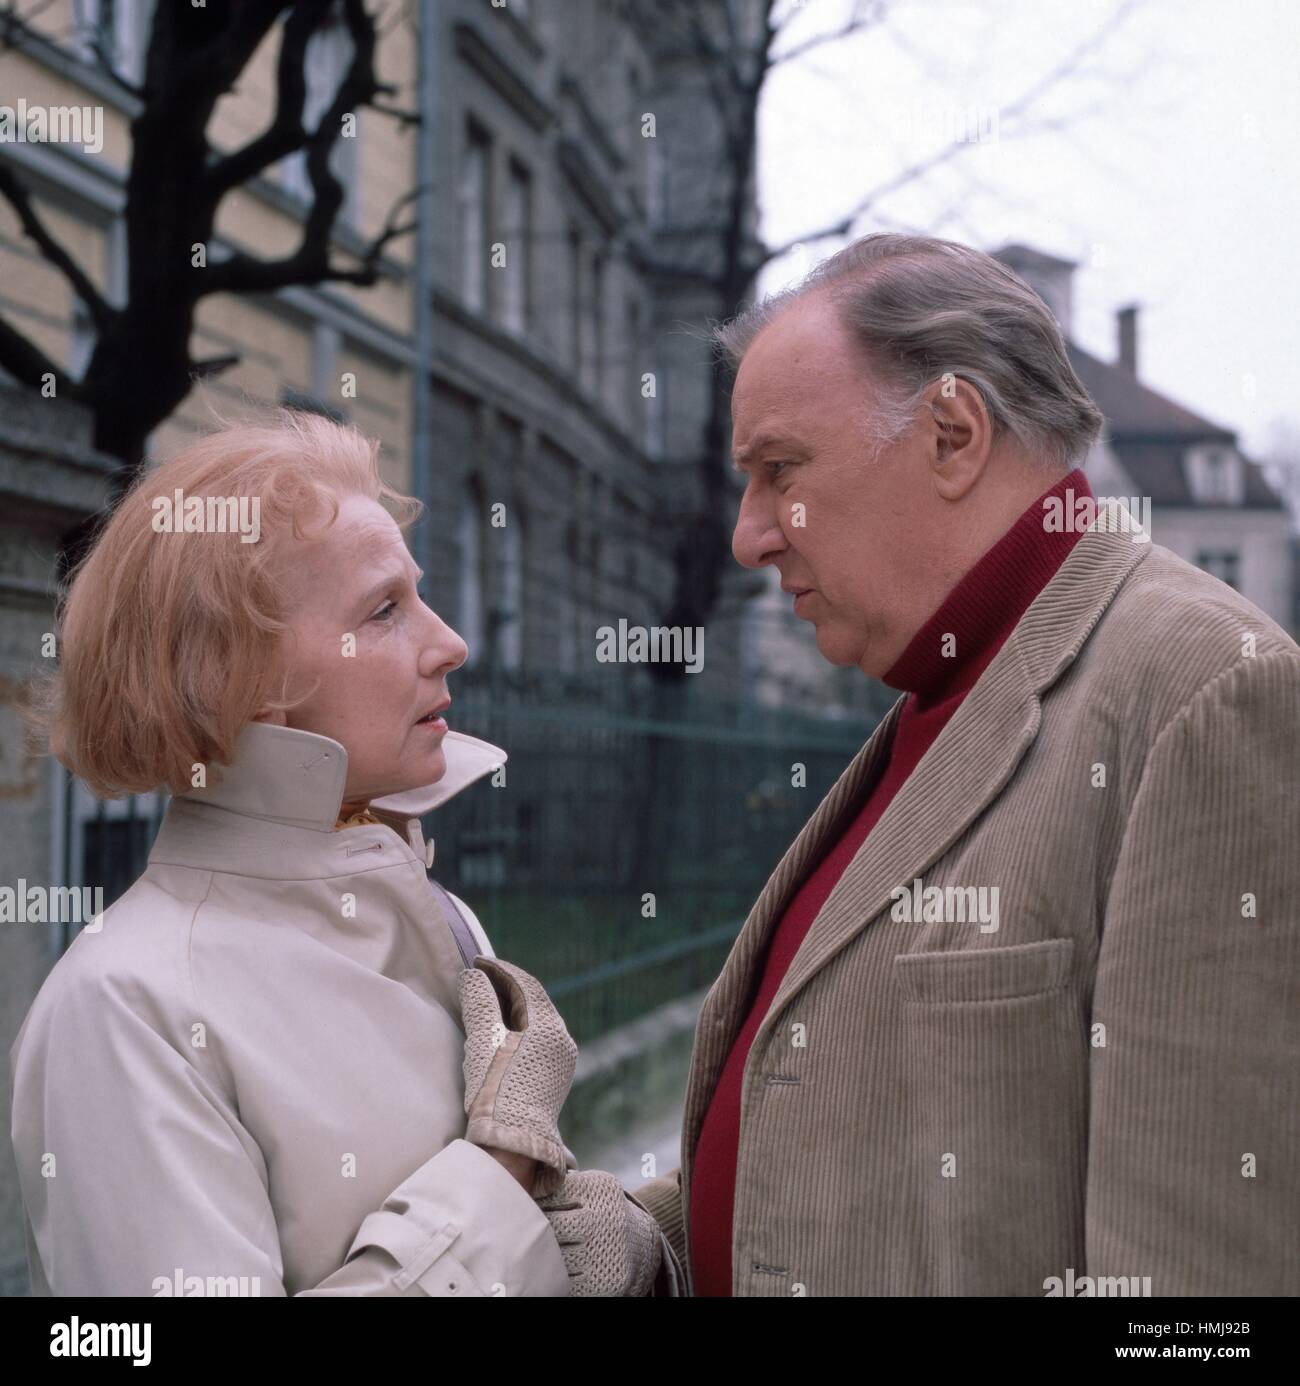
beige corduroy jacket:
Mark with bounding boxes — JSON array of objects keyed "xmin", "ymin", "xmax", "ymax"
[{"xmin": 637, "ymin": 509, "xmax": 1300, "ymax": 1296}]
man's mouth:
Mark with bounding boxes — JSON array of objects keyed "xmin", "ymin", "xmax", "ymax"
[{"xmin": 415, "ymin": 700, "xmax": 450, "ymax": 726}]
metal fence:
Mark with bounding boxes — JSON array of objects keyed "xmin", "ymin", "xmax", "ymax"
[{"xmin": 54, "ymin": 672, "xmax": 888, "ymax": 1041}]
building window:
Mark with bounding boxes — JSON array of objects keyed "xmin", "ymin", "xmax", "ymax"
[
  {"xmin": 586, "ymin": 252, "xmax": 605, "ymax": 398},
  {"xmin": 560, "ymin": 520, "xmax": 579, "ymax": 676},
  {"xmin": 69, "ymin": 303, "xmax": 95, "ymax": 381},
  {"xmin": 568, "ymin": 226, "xmax": 583, "ymax": 371},
  {"xmin": 645, "ymin": 350, "xmax": 664, "ymax": 458},
  {"xmin": 502, "ymin": 161, "xmax": 532, "ymax": 335},
  {"xmin": 625, "ymin": 296, "xmax": 641, "ymax": 429},
  {"xmin": 460, "ymin": 121, "xmax": 492, "ymax": 314},
  {"xmin": 1189, "ymin": 447, "xmax": 1243, "ymax": 505},
  {"xmin": 589, "ymin": 531, "xmax": 603, "ymax": 637},
  {"xmin": 280, "ymin": 1, "xmax": 359, "ymax": 223},
  {"xmin": 645, "ymin": 136, "xmax": 665, "ymax": 228},
  {"xmin": 1195, "ymin": 549, "xmax": 1240, "ymax": 591},
  {"xmin": 458, "ymin": 487, "xmax": 485, "ymax": 666},
  {"xmin": 499, "ymin": 511, "xmax": 524, "ymax": 671},
  {"xmin": 73, "ymin": 0, "xmax": 149, "ymax": 79}
]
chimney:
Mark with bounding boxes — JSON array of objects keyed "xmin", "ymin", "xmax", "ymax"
[
  {"xmin": 991, "ymin": 244, "xmax": 1076, "ymax": 338},
  {"xmin": 1117, "ymin": 304, "xmax": 1139, "ymax": 376}
]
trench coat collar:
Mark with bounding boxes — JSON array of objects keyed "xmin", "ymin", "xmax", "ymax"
[
  {"xmin": 176, "ymin": 721, "xmax": 508, "ymax": 833},
  {"xmin": 688, "ymin": 499, "xmax": 1153, "ymax": 1127}
]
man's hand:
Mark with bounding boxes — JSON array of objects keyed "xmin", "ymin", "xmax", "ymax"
[{"xmin": 458, "ymin": 956, "xmax": 578, "ymax": 1197}]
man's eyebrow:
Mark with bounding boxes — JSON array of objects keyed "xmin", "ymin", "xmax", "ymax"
[{"xmin": 732, "ymin": 432, "xmax": 804, "ymax": 470}]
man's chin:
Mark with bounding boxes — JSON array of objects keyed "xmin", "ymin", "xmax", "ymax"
[{"xmin": 811, "ymin": 623, "xmax": 863, "ymax": 669}]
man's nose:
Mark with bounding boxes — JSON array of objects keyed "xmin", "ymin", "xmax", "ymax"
[{"xmin": 732, "ymin": 489, "xmax": 787, "ymax": 569}]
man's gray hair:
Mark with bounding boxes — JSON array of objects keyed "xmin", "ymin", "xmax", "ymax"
[{"xmin": 713, "ymin": 234, "xmax": 1104, "ymax": 469}]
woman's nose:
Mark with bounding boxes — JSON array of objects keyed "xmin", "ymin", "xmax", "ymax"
[{"xmin": 420, "ymin": 608, "xmax": 469, "ymax": 674}]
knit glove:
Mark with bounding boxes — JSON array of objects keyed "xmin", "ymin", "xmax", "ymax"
[
  {"xmin": 458, "ymin": 956, "xmax": 578, "ymax": 1197},
  {"xmin": 537, "ymin": 1170, "xmax": 663, "ymax": 1297}
]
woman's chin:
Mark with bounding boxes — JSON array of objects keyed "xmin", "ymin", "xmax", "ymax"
[{"xmin": 416, "ymin": 741, "xmax": 448, "ymax": 781}]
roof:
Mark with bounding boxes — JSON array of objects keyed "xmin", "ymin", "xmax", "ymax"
[
  {"xmin": 1067, "ymin": 343, "xmax": 1285, "ymax": 510},
  {"xmin": 1067, "ymin": 343, "xmax": 1235, "ymax": 442},
  {"xmin": 993, "ymin": 243, "xmax": 1078, "ymax": 271}
]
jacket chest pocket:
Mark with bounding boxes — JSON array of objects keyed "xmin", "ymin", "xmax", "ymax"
[
  {"xmin": 891, "ymin": 938, "xmax": 1087, "ymax": 1294},
  {"xmin": 893, "ymin": 937, "xmax": 1073, "ymax": 1004}
]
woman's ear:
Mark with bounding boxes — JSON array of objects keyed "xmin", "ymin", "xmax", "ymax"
[{"xmin": 252, "ymin": 707, "xmax": 287, "ymax": 726}]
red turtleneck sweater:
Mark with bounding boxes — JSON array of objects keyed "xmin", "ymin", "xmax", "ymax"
[{"xmin": 688, "ymin": 467, "xmax": 1094, "ymax": 1296}]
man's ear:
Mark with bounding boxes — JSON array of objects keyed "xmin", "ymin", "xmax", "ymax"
[
  {"xmin": 251, "ymin": 707, "xmax": 287, "ymax": 726},
  {"xmin": 926, "ymin": 377, "xmax": 992, "ymax": 500}
]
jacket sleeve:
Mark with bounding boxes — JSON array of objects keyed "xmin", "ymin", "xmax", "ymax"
[
  {"xmin": 10, "ymin": 963, "xmax": 568, "ymax": 1298},
  {"xmin": 446, "ymin": 890, "xmax": 495, "ymax": 960},
  {"xmin": 623, "ymin": 1180, "xmax": 686, "ymax": 1296},
  {"xmin": 1085, "ymin": 649, "xmax": 1300, "ymax": 1294},
  {"xmin": 633, "ymin": 1167, "xmax": 687, "ymax": 1273}
]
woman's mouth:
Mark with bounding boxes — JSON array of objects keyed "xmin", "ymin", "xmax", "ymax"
[{"xmin": 415, "ymin": 701, "xmax": 450, "ymax": 733}]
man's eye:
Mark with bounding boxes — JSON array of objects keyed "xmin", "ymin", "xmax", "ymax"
[
  {"xmin": 768, "ymin": 460, "xmax": 790, "ymax": 479},
  {"xmin": 370, "ymin": 600, "xmax": 397, "ymax": 622}
]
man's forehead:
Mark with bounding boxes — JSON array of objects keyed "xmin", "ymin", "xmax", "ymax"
[{"xmin": 732, "ymin": 292, "xmax": 853, "ymax": 447}]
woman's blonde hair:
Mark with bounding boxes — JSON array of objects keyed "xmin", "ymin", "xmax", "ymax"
[{"xmin": 25, "ymin": 390, "xmax": 422, "ymax": 798}]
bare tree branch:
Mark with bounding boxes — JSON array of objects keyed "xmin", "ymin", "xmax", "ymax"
[
  {"xmin": 768, "ymin": 0, "xmax": 888, "ymax": 68},
  {"xmin": 753, "ymin": 0, "xmax": 1147, "ymax": 273},
  {"xmin": 0, "ymin": 164, "xmax": 116, "ymax": 333},
  {"xmin": 0, "ymin": 307, "xmax": 86, "ymax": 396},
  {"xmin": 203, "ymin": 1, "xmax": 324, "ymax": 198},
  {"xmin": 200, "ymin": 182, "xmax": 421, "ymax": 298},
  {"xmin": 369, "ymin": 100, "xmax": 421, "ymax": 127}
]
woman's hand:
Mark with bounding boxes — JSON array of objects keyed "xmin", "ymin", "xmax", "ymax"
[
  {"xmin": 458, "ymin": 957, "xmax": 578, "ymax": 1197},
  {"xmin": 483, "ymin": 1146, "xmax": 539, "ymax": 1191},
  {"xmin": 537, "ymin": 1171, "xmax": 663, "ymax": 1296}
]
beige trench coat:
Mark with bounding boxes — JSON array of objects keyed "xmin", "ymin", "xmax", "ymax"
[
  {"xmin": 638, "ymin": 512, "xmax": 1300, "ymax": 1296},
  {"xmin": 10, "ymin": 722, "xmax": 572, "ymax": 1296}
]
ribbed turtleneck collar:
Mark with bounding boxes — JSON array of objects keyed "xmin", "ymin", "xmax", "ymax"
[{"xmin": 882, "ymin": 468, "xmax": 1094, "ymax": 708}]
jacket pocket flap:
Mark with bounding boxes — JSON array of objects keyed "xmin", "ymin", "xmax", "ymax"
[{"xmin": 893, "ymin": 938, "xmax": 1073, "ymax": 1004}]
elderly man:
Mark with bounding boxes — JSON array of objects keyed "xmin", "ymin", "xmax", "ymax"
[{"xmin": 634, "ymin": 233, "xmax": 1300, "ymax": 1297}]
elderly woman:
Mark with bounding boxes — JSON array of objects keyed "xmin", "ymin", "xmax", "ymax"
[{"xmin": 11, "ymin": 405, "xmax": 673, "ymax": 1297}]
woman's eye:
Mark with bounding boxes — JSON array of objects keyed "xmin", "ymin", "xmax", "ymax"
[
  {"xmin": 768, "ymin": 460, "xmax": 789, "ymax": 480},
  {"xmin": 370, "ymin": 600, "xmax": 397, "ymax": 622}
]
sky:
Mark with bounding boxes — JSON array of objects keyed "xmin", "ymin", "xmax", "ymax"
[{"xmin": 755, "ymin": 0, "xmax": 1299, "ymax": 464}]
